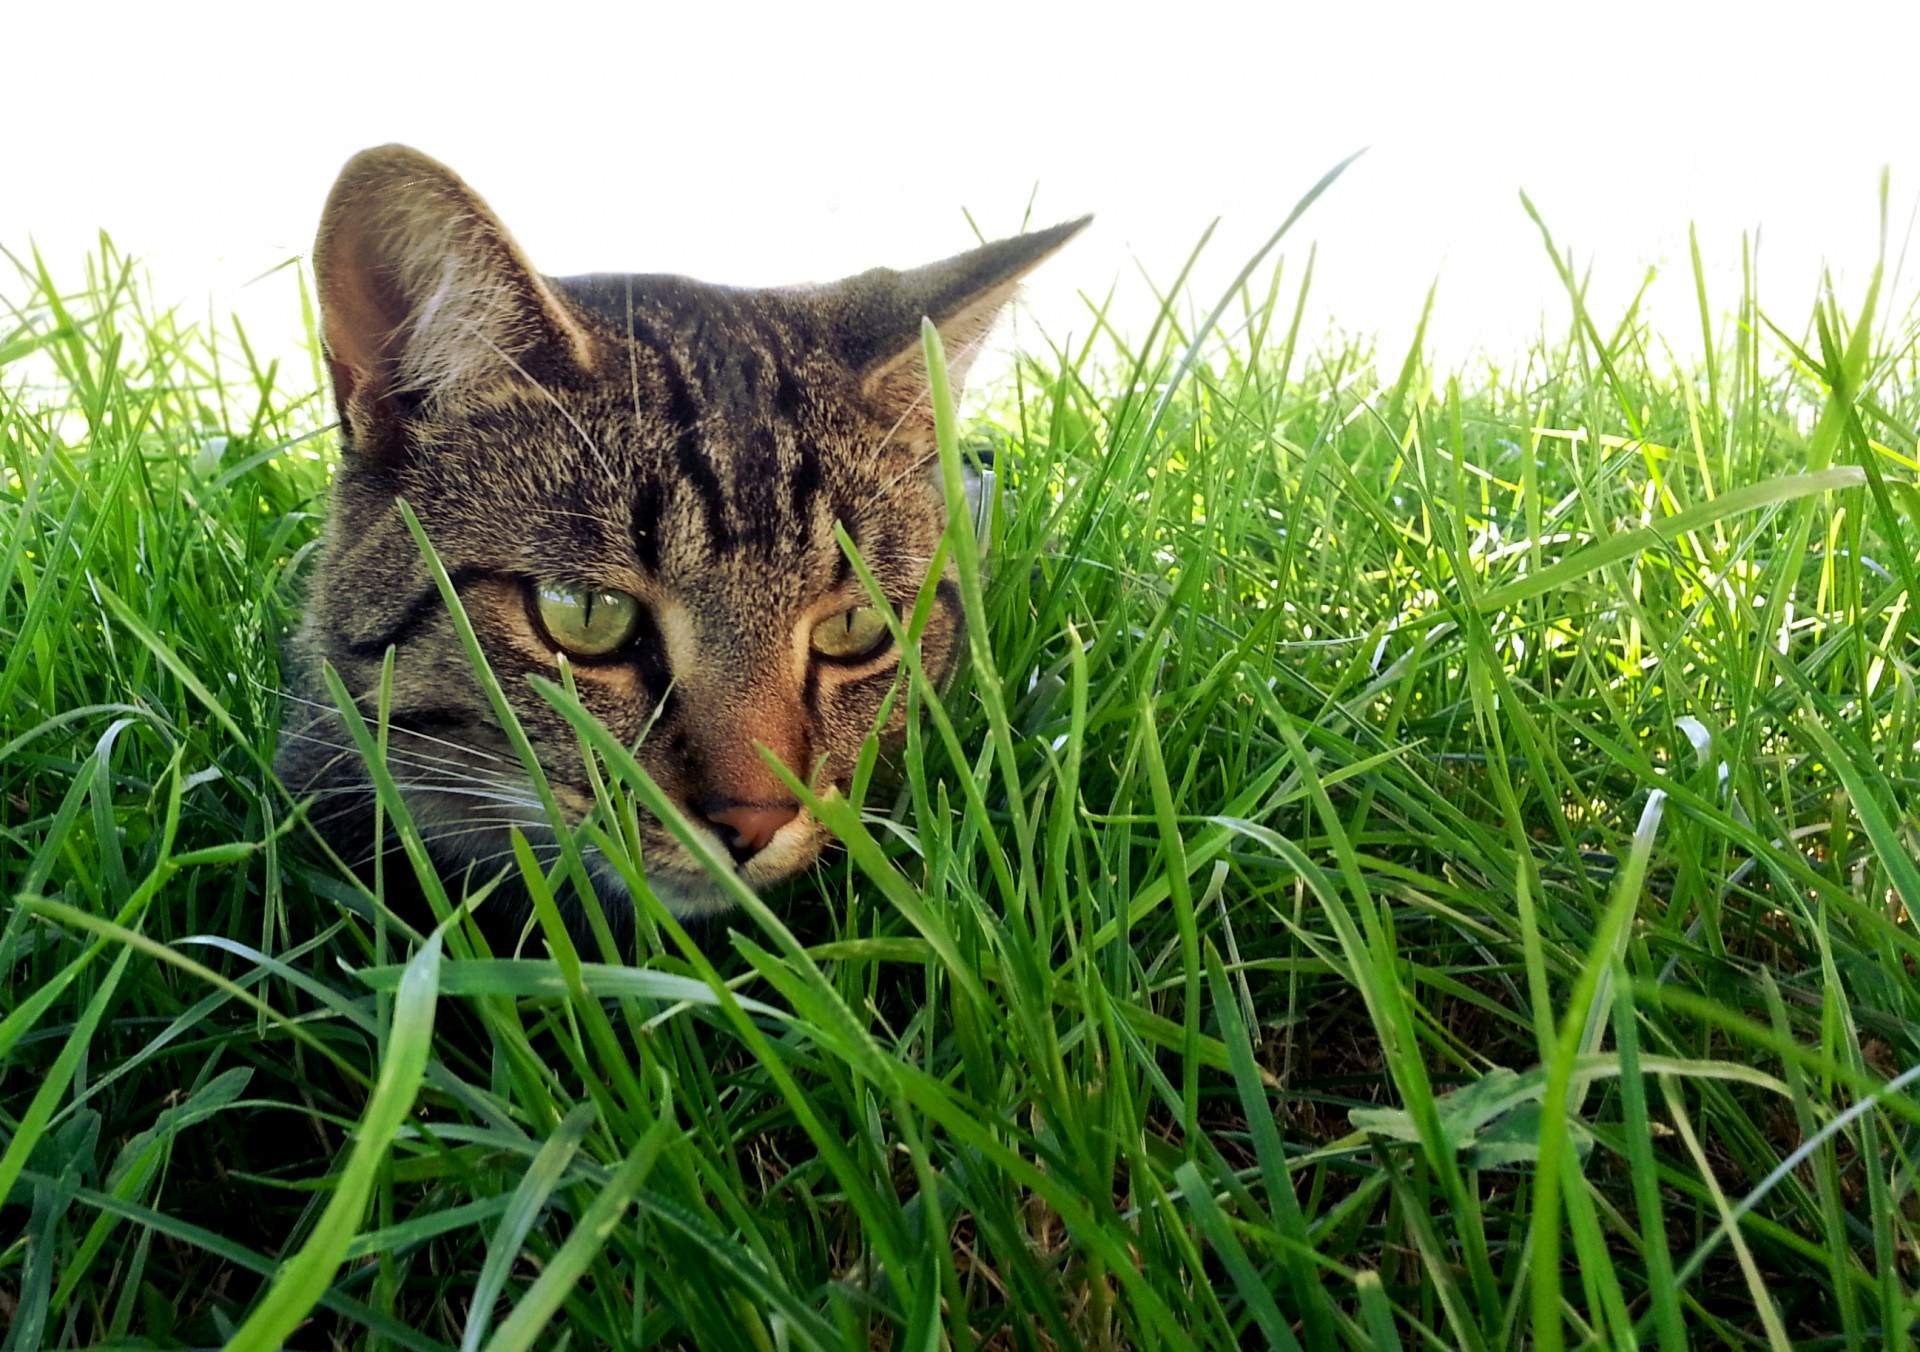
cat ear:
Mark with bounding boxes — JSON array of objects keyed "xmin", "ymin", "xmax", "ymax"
[
  {"xmin": 822, "ymin": 217, "xmax": 1090, "ymax": 426},
  {"xmin": 312, "ymin": 144, "xmax": 595, "ymax": 454}
]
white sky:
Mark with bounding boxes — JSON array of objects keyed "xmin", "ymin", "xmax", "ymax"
[{"xmin": 10, "ymin": 1, "xmax": 1920, "ymax": 380}]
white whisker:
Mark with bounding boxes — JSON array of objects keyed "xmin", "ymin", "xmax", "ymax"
[
  {"xmin": 261, "ymin": 679, "xmax": 510, "ymax": 765},
  {"xmin": 299, "ymin": 783, "xmax": 542, "ymax": 809},
  {"xmin": 871, "ymin": 323, "xmax": 1000, "ymax": 493},
  {"xmin": 469, "ymin": 322, "xmax": 604, "ymax": 462},
  {"xmin": 348, "ymin": 817, "xmax": 556, "ymax": 869},
  {"xmin": 276, "ymin": 729, "xmax": 513, "ymax": 787}
]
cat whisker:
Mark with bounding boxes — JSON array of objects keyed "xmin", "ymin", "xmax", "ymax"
[
  {"xmin": 347, "ymin": 818, "xmax": 558, "ymax": 870},
  {"xmin": 286, "ymin": 750, "xmax": 522, "ymax": 826},
  {"xmin": 358, "ymin": 848, "xmax": 549, "ymax": 892},
  {"xmin": 869, "ymin": 323, "xmax": 999, "ymax": 476},
  {"xmin": 290, "ymin": 766, "xmax": 537, "ymax": 803},
  {"xmin": 469, "ymin": 324, "xmax": 605, "ymax": 462},
  {"xmin": 276, "ymin": 729, "xmax": 516, "ymax": 788},
  {"xmin": 285, "ymin": 743, "xmax": 371, "ymax": 793},
  {"xmin": 300, "ymin": 796, "xmax": 546, "ymax": 842},
  {"xmin": 308, "ymin": 796, "xmax": 530, "ymax": 841},
  {"xmin": 409, "ymin": 786, "xmax": 548, "ymax": 810},
  {"xmin": 625, "ymin": 275, "xmax": 645, "ymax": 450},
  {"xmin": 308, "ymin": 722, "xmax": 506, "ymax": 773},
  {"xmin": 259, "ymin": 679, "xmax": 511, "ymax": 765},
  {"xmin": 518, "ymin": 505, "xmax": 616, "ymax": 527},
  {"xmin": 420, "ymin": 808, "xmax": 558, "ymax": 832},
  {"xmin": 443, "ymin": 843, "xmax": 565, "ymax": 881},
  {"xmin": 298, "ymin": 782, "xmax": 544, "ymax": 810},
  {"xmin": 423, "ymin": 816, "xmax": 559, "ymax": 839}
]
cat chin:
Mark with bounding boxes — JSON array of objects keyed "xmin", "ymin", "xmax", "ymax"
[{"xmin": 581, "ymin": 849, "xmax": 741, "ymax": 919}]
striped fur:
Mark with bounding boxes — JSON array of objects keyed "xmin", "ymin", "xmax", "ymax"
[{"xmin": 277, "ymin": 145, "xmax": 1084, "ymax": 925}]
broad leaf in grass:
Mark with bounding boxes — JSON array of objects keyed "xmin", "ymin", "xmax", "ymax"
[{"xmin": 1351, "ymin": 1065, "xmax": 1593, "ymax": 1168}]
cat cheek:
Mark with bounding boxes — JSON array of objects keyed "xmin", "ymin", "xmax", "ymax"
[{"xmin": 817, "ymin": 669, "xmax": 910, "ymax": 745}]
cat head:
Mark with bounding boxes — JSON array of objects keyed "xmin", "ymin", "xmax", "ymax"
[{"xmin": 280, "ymin": 144, "xmax": 1085, "ymax": 919}]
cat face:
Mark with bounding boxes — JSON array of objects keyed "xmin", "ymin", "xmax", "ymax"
[{"xmin": 276, "ymin": 145, "xmax": 1083, "ymax": 919}]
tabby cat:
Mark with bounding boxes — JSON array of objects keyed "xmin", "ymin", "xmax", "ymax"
[{"xmin": 276, "ymin": 145, "xmax": 1084, "ymax": 924}]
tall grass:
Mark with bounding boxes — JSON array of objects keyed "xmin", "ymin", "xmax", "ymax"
[{"xmin": 2, "ymin": 188, "xmax": 1917, "ymax": 1348}]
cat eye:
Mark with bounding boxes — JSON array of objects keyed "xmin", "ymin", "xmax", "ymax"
[
  {"xmin": 809, "ymin": 605, "xmax": 892, "ymax": 664},
  {"xmin": 531, "ymin": 583, "xmax": 642, "ymax": 658}
]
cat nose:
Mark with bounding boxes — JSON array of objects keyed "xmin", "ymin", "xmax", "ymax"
[{"xmin": 699, "ymin": 800, "xmax": 800, "ymax": 863}]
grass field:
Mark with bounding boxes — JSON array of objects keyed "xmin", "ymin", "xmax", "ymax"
[{"xmin": 3, "ymin": 179, "xmax": 1919, "ymax": 1350}]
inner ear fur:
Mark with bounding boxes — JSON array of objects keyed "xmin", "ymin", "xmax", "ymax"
[
  {"xmin": 818, "ymin": 216, "xmax": 1091, "ymax": 426},
  {"xmin": 313, "ymin": 143, "xmax": 595, "ymax": 454}
]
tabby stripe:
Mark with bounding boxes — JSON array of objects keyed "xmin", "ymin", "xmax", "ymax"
[
  {"xmin": 844, "ymin": 669, "xmax": 902, "ymax": 706},
  {"xmin": 630, "ymin": 315, "xmax": 701, "ymax": 428},
  {"xmin": 342, "ymin": 566, "xmax": 491, "ymax": 657},
  {"xmin": 675, "ymin": 435, "xmax": 734, "ymax": 552},
  {"xmin": 733, "ymin": 346, "xmax": 763, "ymax": 404},
  {"xmin": 631, "ymin": 477, "xmax": 666, "ymax": 572},
  {"xmin": 789, "ymin": 440, "xmax": 823, "ymax": 528},
  {"xmin": 634, "ymin": 314, "xmax": 734, "ymax": 552},
  {"xmin": 628, "ymin": 604, "xmax": 675, "ymax": 712},
  {"xmin": 934, "ymin": 578, "xmax": 961, "ymax": 618},
  {"xmin": 871, "ymin": 520, "xmax": 904, "ymax": 579},
  {"xmin": 830, "ymin": 514, "xmax": 859, "ymax": 588},
  {"xmin": 387, "ymin": 707, "xmax": 479, "ymax": 734},
  {"xmin": 802, "ymin": 662, "xmax": 822, "ymax": 720},
  {"xmin": 772, "ymin": 359, "xmax": 805, "ymax": 420},
  {"xmin": 735, "ymin": 426, "xmax": 782, "ymax": 551},
  {"xmin": 761, "ymin": 333, "xmax": 819, "ymax": 536}
]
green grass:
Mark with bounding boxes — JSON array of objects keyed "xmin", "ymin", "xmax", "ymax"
[{"xmin": 3, "ymin": 180, "xmax": 1919, "ymax": 1349}]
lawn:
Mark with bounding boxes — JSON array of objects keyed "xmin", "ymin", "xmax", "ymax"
[{"xmin": 3, "ymin": 181, "xmax": 1918, "ymax": 1349}]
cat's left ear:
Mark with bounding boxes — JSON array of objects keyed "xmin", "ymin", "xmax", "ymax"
[
  {"xmin": 313, "ymin": 144, "xmax": 596, "ymax": 456},
  {"xmin": 822, "ymin": 216, "xmax": 1090, "ymax": 426}
]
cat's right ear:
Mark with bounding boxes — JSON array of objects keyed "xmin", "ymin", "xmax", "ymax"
[
  {"xmin": 821, "ymin": 216, "xmax": 1091, "ymax": 431},
  {"xmin": 312, "ymin": 144, "xmax": 595, "ymax": 455}
]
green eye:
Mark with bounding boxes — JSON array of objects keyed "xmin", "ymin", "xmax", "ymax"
[
  {"xmin": 810, "ymin": 606, "xmax": 891, "ymax": 662},
  {"xmin": 532, "ymin": 583, "xmax": 641, "ymax": 657}
]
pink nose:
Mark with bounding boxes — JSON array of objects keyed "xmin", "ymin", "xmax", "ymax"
[{"xmin": 702, "ymin": 802, "xmax": 800, "ymax": 857}]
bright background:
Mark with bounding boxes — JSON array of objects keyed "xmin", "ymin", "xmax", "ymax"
[{"xmin": 10, "ymin": 1, "xmax": 1919, "ymax": 376}]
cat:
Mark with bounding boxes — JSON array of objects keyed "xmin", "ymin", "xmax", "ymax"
[{"xmin": 275, "ymin": 144, "xmax": 1084, "ymax": 929}]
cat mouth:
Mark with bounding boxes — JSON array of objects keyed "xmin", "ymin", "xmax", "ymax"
[
  {"xmin": 561, "ymin": 799, "xmax": 819, "ymax": 908},
  {"xmin": 409, "ymin": 782, "xmax": 820, "ymax": 918},
  {"xmin": 549, "ymin": 784, "xmax": 819, "ymax": 883},
  {"xmin": 572, "ymin": 810, "xmax": 818, "ymax": 919},
  {"xmin": 731, "ymin": 810, "xmax": 819, "ymax": 882},
  {"xmin": 586, "ymin": 857, "xmax": 738, "ymax": 920}
]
